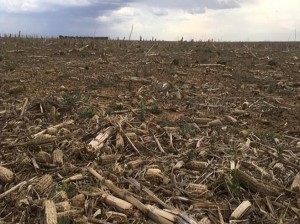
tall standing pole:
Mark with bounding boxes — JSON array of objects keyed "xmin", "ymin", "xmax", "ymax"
[{"xmin": 129, "ymin": 24, "xmax": 133, "ymax": 41}]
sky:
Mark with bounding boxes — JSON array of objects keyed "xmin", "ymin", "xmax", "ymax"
[{"xmin": 0, "ymin": 0, "xmax": 299, "ymax": 41}]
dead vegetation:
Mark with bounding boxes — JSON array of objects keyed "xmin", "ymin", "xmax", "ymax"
[{"xmin": 0, "ymin": 37, "xmax": 300, "ymax": 223}]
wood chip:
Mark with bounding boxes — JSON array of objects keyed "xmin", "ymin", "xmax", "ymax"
[
  {"xmin": 43, "ymin": 200, "xmax": 57, "ymax": 224},
  {"xmin": 0, "ymin": 166, "xmax": 14, "ymax": 183},
  {"xmin": 230, "ymin": 200, "xmax": 252, "ymax": 220}
]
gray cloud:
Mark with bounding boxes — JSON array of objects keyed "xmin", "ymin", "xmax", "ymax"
[
  {"xmin": 0, "ymin": 0, "xmax": 248, "ymax": 38},
  {"xmin": 150, "ymin": 8, "xmax": 168, "ymax": 16},
  {"xmin": 135, "ymin": 0, "xmax": 241, "ymax": 14}
]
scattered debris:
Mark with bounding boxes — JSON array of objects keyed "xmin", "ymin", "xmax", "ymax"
[{"xmin": 1, "ymin": 38, "xmax": 300, "ymax": 223}]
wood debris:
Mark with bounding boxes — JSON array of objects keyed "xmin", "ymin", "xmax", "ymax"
[{"xmin": 1, "ymin": 38, "xmax": 300, "ymax": 223}]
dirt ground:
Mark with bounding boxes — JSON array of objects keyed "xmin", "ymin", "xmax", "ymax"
[{"xmin": 0, "ymin": 38, "xmax": 300, "ymax": 223}]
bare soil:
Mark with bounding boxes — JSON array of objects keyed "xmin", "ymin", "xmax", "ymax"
[{"xmin": 1, "ymin": 38, "xmax": 300, "ymax": 223}]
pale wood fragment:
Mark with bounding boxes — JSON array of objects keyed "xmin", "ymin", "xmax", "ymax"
[
  {"xmin": 106, "ymin": 211, "xmax": 127, "ymax": 222},
  {"xmin": 88, "ymin": 167, "xmax": 174, "ymax": 224},
  {"xmin": 57, "ymin": 209, "xmax": 84, "ymax": 219},
  {"xmin": 153, "ymin": 134, "xmax": 166, "ymax": 154},
  {"xmin": 163, "ymin": 126, "xmax": 180, "ymax": 133},
  {"xmin": 146, "ymin": 205, "xmax": 197, "ymax": 223},
  {"xmin": 53, "ymin": 149, "xmax": 64, "ymax": 166},
  {"xmin": 88, "ymin": 127, "xmax": 115, "ymax": 151},
  {"xmin": 193, "ymin": 118, "xmax": 213, "ymax": 124},
  {"xmin": 0, "ymin": 166, "xmax": 14, "ymax": 183},
  {"xmin": 36, "ymin": 151, "xmax": 52, "ymax": 163},
  {"xmin": 43, "ymin": 200, "xmax": 57, "ymax": 224},
  {"xmin": 126, "ymin": 127, "xmax": 148, "ymax": 135},
  {"xmin": 145, "ymin": 168, "xmax": 170, "ymax": 184},
  {"xmin": 115, "ymin": 132, "xmax": 124, "ymax": 149},
  {"xmin": 35, "ymin": 174, "xmax": 53, "ymax": 195},
  {"xmin": 56, "ymin": 201, "xmax": 71, "ymax": 212},
  {"xmin": 198, "ymin": 216, "xmax": 212, "ymax": 224},
  {"xmin": 207, "ymin": 119, "xmax": 222, "ymax": 127},
  {"xmin": 186, "ymin": 183, "xmax": 212, "ymax": 198},
  {"xmin": 102, "ymin": 193, "xmax": 133, "ymax": 210},
  {"xmin": 230, "ymin": 200, "xmax": 252, "ymax": 220},
  {"xmin": 239, "ymin": 130, "xmax": 250, "ymax": 138},
  {"xmin": 185, "ymin": 161, "xmax": 208, "ymax": 171},
  {"xmin": 62, "ymin": 174, "xmax": 84, "ymax": 183},
  {"xmin": 70, "ymin": 194, "xmax": 85, "ymax": 207},
  {"xmin": 127, "ymin": 158, "xmax": 144, "ymax": 169},
  {"xmin": 273, "ymin": 163, "xmax": 285, "ymax": 173},
  {"xmin": 198, "ymin": 63, "xmax": 225, "ymax": 67},
  {"xmin": 0, "ymin": 181, "xmax": 27, "ymax": 200},
  {"xmin": 126, "ymin": 177, "xmax": 172, "ymax": 210},
  {"xmin": 232, "ymin": 169, "xmax": 283, "ymax": 196},
  {"xmin": 224, "ymin": 115, "xmax": 238, "ymax": 124},
  {"xmin": 291, "ymin": 173, "xmax": 300, "ymax": 193},
  {"xmin": 173, "ymin": 161, "xmax": 185, "ymax": 170},
  {"xmin": 52, "ymin": 191, "xmax": 68, "ymax": 203},
  {"xmin": 242, "ymin": 101, "xmax": 249, "ymax": 109},
  {"xmin": 232, "ymin": 109, "xmax": 248, "ymax": 115},
  {"xmin": 125, "ymin": 132, "xmax": 138, "ymax": 141},
  {"xmin": 33, "ymin": 120, "xmax": 74, "ymax": 139},
  {"xmin": 123, "ymin": 131, "xmax": 141, "ymax": 155},
  {"xmin": 98, "ymin": 154, "xmax": 122, "ymax": 165}
]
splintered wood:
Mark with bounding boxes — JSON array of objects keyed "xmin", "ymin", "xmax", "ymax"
[
  {"xmin": 88, "ymin": 127, "xmax": 115, "ymax": 151},
  {"xmin": 87, "ymin": 167, "xmax": 197, "ymax": 224}
]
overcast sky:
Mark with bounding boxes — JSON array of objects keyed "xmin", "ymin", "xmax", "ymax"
[{"xmin": 0, "ymin": 0, "xmax": 299, "ymax": 41}]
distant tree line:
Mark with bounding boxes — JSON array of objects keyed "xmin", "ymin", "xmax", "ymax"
[{"xmin": 59, "ymin": 35, "xmax": 109, "ymax": 40}]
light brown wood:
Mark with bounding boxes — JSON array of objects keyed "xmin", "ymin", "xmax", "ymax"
[
  {"xmin": 43, "ymin": 200, "xmax": 57, "ymax": 224},
  {"xmin": 0, "ymin": 165, "xmax": 14, "ymax": 183}
]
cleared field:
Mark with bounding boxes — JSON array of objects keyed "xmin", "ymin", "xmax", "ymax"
[{"xmin": 0, "ymin": 38, "xmax": 300, "ymax": 223}]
